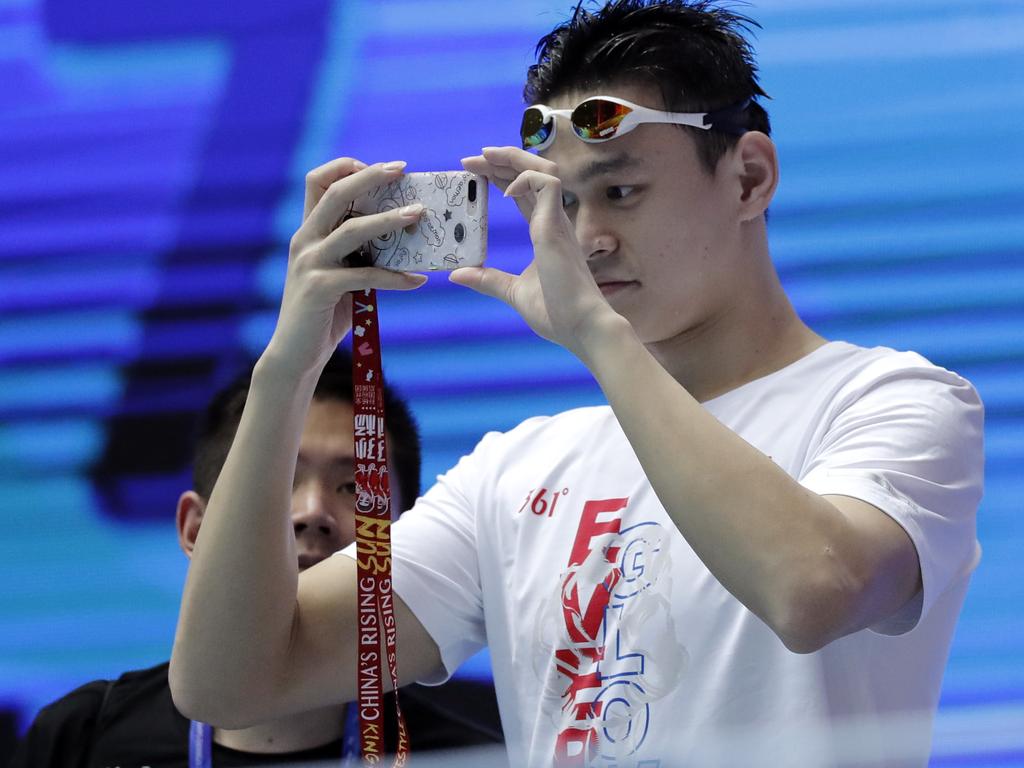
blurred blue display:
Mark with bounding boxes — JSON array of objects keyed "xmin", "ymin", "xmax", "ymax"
[{"xmin": 1, "ymin": 0, "xmax": 1022, "ymax": 764}]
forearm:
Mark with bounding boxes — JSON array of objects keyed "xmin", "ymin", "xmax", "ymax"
[
  {"xmin": 170, "ymin": 353, "xmax": 319, "ymax": 721},
  {"xmin": 169, "ymin": 157, "xmax": 436, "ymax": 722},
  {"xmin": 578, "ymin": 318, "xmax": 858, "ymax": 650}
]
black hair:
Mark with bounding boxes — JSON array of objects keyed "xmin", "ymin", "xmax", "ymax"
[
  {"xmin": 192, "ymin": 347, "xmax": 422, "ymax": 512},
  {"xmin": 525, "ymin": 0, "xmax": 771, "ymax": 173}
]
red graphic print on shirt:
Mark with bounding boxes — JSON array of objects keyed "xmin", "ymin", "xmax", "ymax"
[{"xmin": 552, "ymin": 497, "xmax": 672, "ymax": 767}]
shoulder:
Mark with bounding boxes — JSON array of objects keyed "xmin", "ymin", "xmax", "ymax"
[
  {"xmin": 475, "ymin": 405, "xmax": 614, "ymax": 453},
  {"xmin": 12, "ymin": 662, "xmax": 185, "ymax": 768},
  {"xmin": 437, "ymin": 405, "xmax": 615, "ymax": 487},
  {"xmin": 100, "ymin": 661, "xmax": 174, "ymax": 711},
  {"xmin": 763, "ymin": 341, "xmax": 983, "ymax": 437},
  {"xmin": 105, "ymin": 660, "xmax": 171, "ymax": 689},
  {"xmin": 814, "ymin": 341, "xmax": 978, "ymax": 401},
  {"xmin": 23, "ymin": 664, "xmax": 169, "ymax": 734},
  {"xmin": 32, "ymin": 662, "xmax": 174, "ymax": 729},
  {"xmin": 23, "ymin": 678, "xmax": 111, "ymax": 731},
  {"xmin": 86, "ymin": 662, "xmax": 190, "ymax": 766},
  {"xmin": 818, "ymin": 342, "xmax": 983, "ymax": 442},
  {"xmin": 800, "ymin": 343, "xmax": 985, "ymax": 520},
  {"xmin": 9, "ymin": 679, "xmax": 112, "ymax": 768},
  {"xmin": 414, "ymin": 404, "xmax": 613, "ymax": 520}
]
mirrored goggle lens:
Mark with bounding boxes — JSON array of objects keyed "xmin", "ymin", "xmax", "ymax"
[
  {"xmin": 571, "ymin": 99, "xmax": 631, "ymax": 140},
  {"xmin": 521, "ymin": 108, "xmax": 553, "ymax": 149}
]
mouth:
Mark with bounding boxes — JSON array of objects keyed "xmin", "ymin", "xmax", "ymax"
[
  {"xmin": 596, "ymin": 280, "xmax": 639, "ymax": 297},
  {"xmin": 297, "ymin": 552, "xmax": 329, "ymax": 571}
]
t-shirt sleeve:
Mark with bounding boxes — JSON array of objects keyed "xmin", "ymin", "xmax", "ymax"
[
  {"xmin": 798, "ymin": 359, "xmax": 984, "ymax": 635},
  {"xmin": 339, "ymin": 434, "xmax": 496, "ymax": 683},
  {"xmin": 8, "ymin": 681, "xmax": 109, "ymax": 768}
]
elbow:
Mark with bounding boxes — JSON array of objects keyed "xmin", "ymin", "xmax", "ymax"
[
  {"xmin": 769, "ymin": 570, "xmax": 862, "ymax": 655},
  {"xmin": 168, "ymin": 656, "xmax": 205, "ymax": 722},
  {"xmin": 168, "ymin": 655, "xmax": 262, "ymax": 729},
  {"xmin": 775, "ymin": 622, "xmax": 830, "ymax": 655},
  {"xmin": 168, "ymin": 656, "xmax": 220, "ymax": 725}
]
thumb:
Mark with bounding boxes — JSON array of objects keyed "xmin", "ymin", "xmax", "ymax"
[{"xmin": 449, "ymin": 266, "xmax": 518, "ymax": 306}]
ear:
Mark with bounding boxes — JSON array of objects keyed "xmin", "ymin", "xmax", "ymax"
[
  {"xmin": 730, "ymin": 131, "xmax": 778, "ymax": 222},
  {"xmin": 176, "ymin": 491, "xmax": 207, "ymax": 558}
]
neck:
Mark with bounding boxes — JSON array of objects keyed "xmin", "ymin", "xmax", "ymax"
[
  {"xmin": 213, "ymin": 705, "xmax": 345, "ymax": 755},
  {"xmin": 646, "ymin": 246, "xmax": 825, "ymax": 402}
]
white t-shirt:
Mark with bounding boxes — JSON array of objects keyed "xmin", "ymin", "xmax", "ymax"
[{"xmin": 343, "ymin": 341, "xmax": 984, "ymax": 767}]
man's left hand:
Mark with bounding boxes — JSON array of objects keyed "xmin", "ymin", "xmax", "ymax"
[{"xmin": 453, "ymin": 146, "xmax": 623, "ymax": 358}]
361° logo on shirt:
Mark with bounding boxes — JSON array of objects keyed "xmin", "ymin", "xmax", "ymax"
[{"xmin": 517, "ymin": 486, "xmax": 569, "ymax": 518}]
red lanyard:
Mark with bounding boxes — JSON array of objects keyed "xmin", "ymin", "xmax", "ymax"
[{"xmin": 352, "ymin": 288, "xmax": 410, "ymax": 765}]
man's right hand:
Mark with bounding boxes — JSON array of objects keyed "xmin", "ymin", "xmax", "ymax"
[
  {"xmin": 264, "ymin": 158, "xmax": 428, "ymax": 378},
  {"xmin": 170, "ymin": 158, "xmax": 444, "ymax": 728}
]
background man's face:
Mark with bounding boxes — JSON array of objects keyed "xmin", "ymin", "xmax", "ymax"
[
  {"xmin": 292, "ymin": 397, "xmax": 362, "ymax": 570},
  {"xmin": 181, "ymin": 396, "xmax": 405, "ymax": 571}
]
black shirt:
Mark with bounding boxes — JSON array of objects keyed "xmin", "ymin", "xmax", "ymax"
[{"xmin": 10, "ymin": 662, "xmax": 503, "ymax": 768}]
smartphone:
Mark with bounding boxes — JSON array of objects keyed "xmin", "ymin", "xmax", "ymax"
[{"xmin": 346, "ymin": 171, "xmax": 488, "ymax": 271}]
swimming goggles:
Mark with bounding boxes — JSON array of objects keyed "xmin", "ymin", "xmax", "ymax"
[{"xmin": 521, "ymin": 95, "xmax": 750, "ymax": 151}]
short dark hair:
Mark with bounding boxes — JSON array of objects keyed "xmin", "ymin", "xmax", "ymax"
[
  {"xmin": 192, "ymin": 347, "xmax": 422, "ymax": 512},
  {"xmin": 525, "ymin": 0, "xmax": 771, "ymax": 174}
]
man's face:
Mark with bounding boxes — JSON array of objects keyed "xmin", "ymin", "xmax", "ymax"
[
  {"xmin": 292, "ymin": 397, "xmax": 400, "ymax": 571},
  {"xmin": 539, "ymin": 84, "xmax": 745, "ymax": 344}
]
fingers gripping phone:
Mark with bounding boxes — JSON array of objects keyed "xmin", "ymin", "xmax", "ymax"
[{"xmin": 346, "ymin": 171, "xmax": 488, "ymax": 271}]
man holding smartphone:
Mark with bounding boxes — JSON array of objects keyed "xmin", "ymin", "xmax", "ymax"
[{"xmin": 170, "ymin": 2, "xmax": 983, "ymax": 765}]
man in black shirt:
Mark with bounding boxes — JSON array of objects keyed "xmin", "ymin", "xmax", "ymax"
[{"xmin": 10, "ymin": 350, "xmax": 503, "ymax": 767}]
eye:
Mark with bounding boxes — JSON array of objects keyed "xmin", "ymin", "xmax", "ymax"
[
  {"xmin": 561, "ymin": 191, "xmax": 578, "ymax": 209},
  {"xmin": 337, "ymin": 481, "xmax": 357, "ymax": 496},
  {"xmin": 606, "ymin": 185, "xmax": 635, "ymax": 201}
]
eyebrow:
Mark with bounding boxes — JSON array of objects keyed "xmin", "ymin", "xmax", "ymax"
[{"xmin": 577, "ymin": 152, "xmax": 641, "ymax": 183}]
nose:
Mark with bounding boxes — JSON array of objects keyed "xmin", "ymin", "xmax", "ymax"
[
  {"xmin": 291, "ymin": 483, "xmax": 342, "ymax": 542},
  {"xmin": 573, "ymin": 205, "xmax": 617, "ymax": 261}
]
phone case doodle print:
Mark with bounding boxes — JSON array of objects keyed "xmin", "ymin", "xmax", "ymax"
[{"xmin": 347, "ymin": 172, "xmax": 487, "ymax": 271}]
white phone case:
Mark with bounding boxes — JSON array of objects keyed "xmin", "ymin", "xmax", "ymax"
[{"xmin": 347, "ymin": 171, "xmax": 488, "ymax": 271}]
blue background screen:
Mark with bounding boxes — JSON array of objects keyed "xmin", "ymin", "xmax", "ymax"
[{"xmin": 1, "ymin": 1, "xmax": 1022, "ymax": 763}]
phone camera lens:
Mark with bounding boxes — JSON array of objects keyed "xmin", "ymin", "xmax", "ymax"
[{"xmin": 468, "ymin": 180, "xmax": 477, "ymax": 203}]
